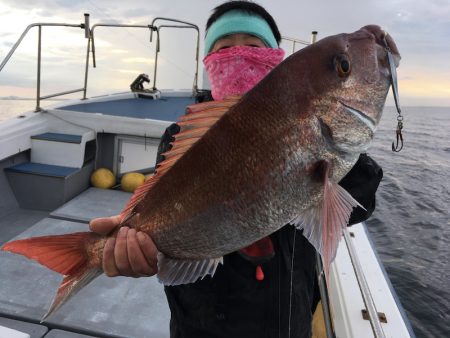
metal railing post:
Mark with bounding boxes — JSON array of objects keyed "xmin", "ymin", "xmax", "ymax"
[
  {"xmin": 36, "ymin": 25, "xmax": 42, "ymax": 111},
  {"xmin": 311, "ymin": 31, "xmax": 318, "ymax": 44},
  {"xmin": 152, "ymin": 28, "xmax": 160, "ymax": 91},
  {"xmin": 83, "ymin": 13, "xmax": 90, "ymax": 99},
  {"xmin": 193, "ymin": 29, "xmax": 199, "ymax": 93}
]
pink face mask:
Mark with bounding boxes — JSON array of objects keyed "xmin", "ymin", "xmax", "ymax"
[{"xmin": 203, "ymin": 46, "xmax": 285, "ymax": 101}]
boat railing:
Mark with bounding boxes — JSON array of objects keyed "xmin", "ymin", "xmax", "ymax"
[
  {"xmin": 0, "ymin": 14, "xmax": 91, "ymax": 112},
  {"xmin": 90, "ymin": 18, "xmax": 200, "ymax": 96},
  {"xmin": 149, "ymin": 17, "xmax": 200, "ymax": 93},
  {"xmin": 0, "ymin": 14, "xmax": 200, "ymax": 112},
  {"xmin": 281, "ymin": 32, "xmax": 317, "ymax": 54},
  {"xmin": 342, "ymin": 227, "xmax": 387, "ymax": 337}
]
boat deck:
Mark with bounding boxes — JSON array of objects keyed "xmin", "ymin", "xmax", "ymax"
[
  {"xmin": 0, "ymin": 188, "xmax": 170, "ymax": 338},
  {"xmin": 0, "ymin": 208, "xmax": 48, "ymax": 246},
  {"xmin": 60, "ymin": 96, "xmax": 196, "ymax": 121}
]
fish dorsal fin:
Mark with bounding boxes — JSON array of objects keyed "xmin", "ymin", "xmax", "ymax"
[
  {"xmin": 120, "ymin": 95, "xmax": 242, "ymax": 220},
  {"xmin": 291, "ymin": 164, "xmax": 364, "ymax": 278}
]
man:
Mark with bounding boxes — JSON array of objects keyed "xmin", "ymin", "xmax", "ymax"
[{"xmin": 90, "ymin": 2, "xmax": 382, "ymax": 337}]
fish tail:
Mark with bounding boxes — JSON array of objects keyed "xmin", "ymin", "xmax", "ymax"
[{"xmin": 1, "ymin": 232, "xmax": 102, "ymax": 321}]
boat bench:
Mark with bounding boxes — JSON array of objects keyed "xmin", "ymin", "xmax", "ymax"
[{"xmin": 4, "ymin": 162, "xmax": 93, "ymax": 211}]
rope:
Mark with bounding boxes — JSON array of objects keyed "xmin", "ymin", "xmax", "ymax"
[{"xmin": 288, "ymin": 228, "xmax": 297, "ymax": 338}]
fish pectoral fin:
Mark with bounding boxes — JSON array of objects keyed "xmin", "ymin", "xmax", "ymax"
[
  {"xmin": 157, "ymin": 253, "xmax": 223, "ymax": 286},
  {"xmin": 291, "ymin": 179, "xmax": 363, "ymax": 277}
]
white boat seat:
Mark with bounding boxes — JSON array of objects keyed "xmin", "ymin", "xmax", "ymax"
[
  {"xmin": 0, "ymin": 325, "xmax": 30, "ymax": 338},
  {"xmin": 31, "ymin": 131, "xmax": 95, "ymax": 169}
]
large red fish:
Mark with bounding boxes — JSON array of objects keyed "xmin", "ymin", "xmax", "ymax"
[{"xmin": 2, "ymin": 25, "xmax": 400, "ymax": 319}]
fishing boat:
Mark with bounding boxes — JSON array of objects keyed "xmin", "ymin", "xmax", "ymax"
[{"xmin": 0, "ymin": 15, "xmax": 416, "ymax": 338}]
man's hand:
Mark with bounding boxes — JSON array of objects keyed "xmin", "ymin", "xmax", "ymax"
[{"xmin": 89, "ymin": 215, "xmax": 158, "ymax": 277}]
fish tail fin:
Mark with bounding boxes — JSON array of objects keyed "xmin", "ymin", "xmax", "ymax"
[
  {"xmin": 292, "ymin": 178, "xmax": 363, "ymax": 280},
  {"xmin": 42, "ymin": 266, "xmax": 102, "ymax": 321},
  {"xmin": 1, "ymin": 232, "xmax": 102, "ymax": 320}
]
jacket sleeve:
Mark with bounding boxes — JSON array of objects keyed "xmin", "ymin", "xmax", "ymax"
[{"xmin": 338, "ymin": 153, "xmax": 383, "ymax": 225}]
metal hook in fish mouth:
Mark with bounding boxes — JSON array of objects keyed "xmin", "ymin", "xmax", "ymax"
[{"xmin": 382, "ymin": 31, "xmax": 404, "ymax": 152}]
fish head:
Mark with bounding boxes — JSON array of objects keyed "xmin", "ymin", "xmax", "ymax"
[{"xmin": 304, "ymin": 25, "xmax": 401, "ymax": 153}]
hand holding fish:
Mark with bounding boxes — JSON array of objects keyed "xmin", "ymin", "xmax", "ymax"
[{"xmin": 89, "ymin": 215, "xmax": 158, "ymax": 277}]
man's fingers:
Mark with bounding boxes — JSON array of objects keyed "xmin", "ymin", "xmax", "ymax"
[
  {"xmin": 114, "ymin": 227, "xmax": 135, "ymax": 276},
  {"xmin": 137, "ymin": 231, "xmax": 159, "ymax": 273},
  {"xmin": 103, "ymin": 237, "xmax": 120, "ymax": 277},
  {"xmin": 89, "ymin": 215, "xmax": 122, "ymax": 235},
  {"xmin": 127, "ymin": 229, "xmax": 155, "ymax": 276},
  {"xmin": 96, "ymin": 217, "xmax": 157, "ymax": 278}
]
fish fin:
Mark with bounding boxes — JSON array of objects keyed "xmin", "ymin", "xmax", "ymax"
[
  {"xmin": 1, "ymin": 232, "xmax": 102, "ymax": 320},
  {"xmin": 120, "ymin": 173, "xmax": 159, "ymax": 219},
  {"xmin": 157, "ymin": 253, "xmax": 223, "ymax": 285},
  {"xmin": 42, "ymin": 266, "xmax": 102, "ymax": 322},
  {"xmin": 120, "ymin": 95, "xmax": 242, "ymax": 219},
  {"xmin": 292, "ymin": 179, "xmax": 363, "ymax": 278},
  {"xmin": 184, "ymin": 95, "xmax": 241, "ymax": 115},
  {"xmin": 176, "ymin": 95, "xmax": 242, "ymax": 136},
  {"xmin": 1, "ymin": 232, "xmax": 99, "ymax": 275}
]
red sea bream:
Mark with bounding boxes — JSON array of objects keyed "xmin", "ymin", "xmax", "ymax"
[{"xmin": 2, "ymin": 25, "xmax": 400, "ymax": 319}]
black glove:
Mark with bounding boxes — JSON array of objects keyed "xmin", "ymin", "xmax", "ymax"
[{"xmin": 339, "ymin": 153, "xmax": 383, "ymax": 225}]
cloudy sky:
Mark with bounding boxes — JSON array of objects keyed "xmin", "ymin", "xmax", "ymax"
[{"xmin": 0, "ymin": 0, "xmax": 449, "ymax": 106}]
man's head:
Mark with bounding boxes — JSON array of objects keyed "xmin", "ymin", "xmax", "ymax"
[{"xmin": 204, "ymin": 1, "xmax": 281, "ymax": 54}]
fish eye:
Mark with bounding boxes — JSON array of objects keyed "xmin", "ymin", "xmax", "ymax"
[{"xmin": 335, "ymin": 54, "xmax": 351, "ymax": 77}]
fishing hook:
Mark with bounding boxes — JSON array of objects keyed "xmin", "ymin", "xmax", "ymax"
[
  {"xmin": 392, "ymin": 115, "xmax": 404, "ymax": 152},
  {"xmin": 382, "ymin": 32, "xmax": 404, "ymax": 152}
]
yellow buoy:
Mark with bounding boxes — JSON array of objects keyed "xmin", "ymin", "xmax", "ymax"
[
  {"xmin": 90, "ymin": 168, "xmax": 116, "ymax": 189},
  {"xmin": 121, "ymin": 172, "xmax": 145, "ymax": 193}
]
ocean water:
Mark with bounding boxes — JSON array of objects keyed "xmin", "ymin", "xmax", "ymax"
[
  {"xmin": 0, "ymin": 99, "xmax": 61, "ymax": 122},
  {"xmin": 0, "ymin": 101, "xmax": 449, "ymax": 337},
  {"xmin": 366, "ymin": 106, "xmax": 450, "ymax": 338}
]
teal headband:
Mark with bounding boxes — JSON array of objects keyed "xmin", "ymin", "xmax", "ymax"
[{"xmin": 204, "ymin": 9, "xmax": 278, "ymax": 55}]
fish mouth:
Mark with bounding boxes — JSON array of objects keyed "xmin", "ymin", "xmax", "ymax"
[{"xmin": 339, "ymin": 101, "xmax": 376, "ymax": 132}]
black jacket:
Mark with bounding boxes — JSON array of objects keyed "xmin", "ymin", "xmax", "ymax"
[{"xmin": 157, "ymin": 121, "xmax": 383, "ymax": 338}]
